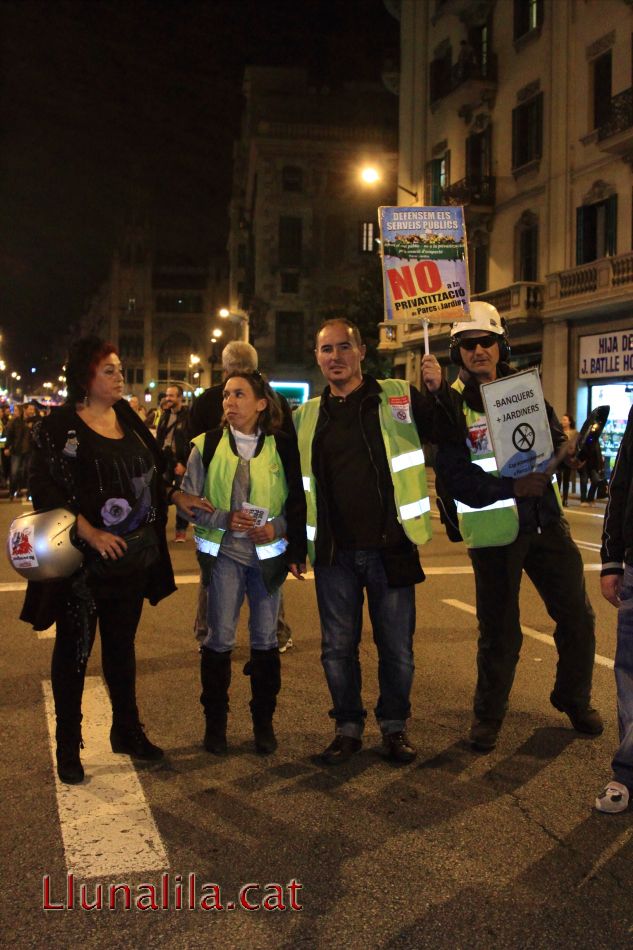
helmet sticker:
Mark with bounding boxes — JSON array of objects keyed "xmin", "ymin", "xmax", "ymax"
[{"xmin": 9, "ymin": 525, "xmax": 39, "ymax": 569}]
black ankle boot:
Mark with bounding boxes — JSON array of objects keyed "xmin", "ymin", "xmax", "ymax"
[
  {"xmin": 200, "ymin": 648, "xmax": 231, "ymax": 754},
  {"xmin": 244, "ymin": 648, "xmax": 281, "ymax": 754},
  {"xmin": 110, "ymin": 722, "xmax": 164, "ymax": 760},
  {"xmin": 56, "ymin": 731, "xmax": 85, "ymax": 784}
]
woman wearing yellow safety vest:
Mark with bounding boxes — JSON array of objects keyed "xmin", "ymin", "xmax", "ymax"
[{"xmin": 180, "ymin": 371, "xmax": 306, "ymax": 756}]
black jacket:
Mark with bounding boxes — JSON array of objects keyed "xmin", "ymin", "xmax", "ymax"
[
  {"xmin": 435, "ymin": 365, "xmax": 566, "ymax": 539},
  {"xmin": 601, "ymin": 404, "xmax": 633, "ymax": 574},
  {"xmin": 20, "ymin": 399, "xmax": 176, "ymax": 631},
  {"xmin": 155, "ymin": 405, "xmax": 191, "ymax": 468},
  {"xmin": 309, "ymin": 374, "xmax": 455, "ymax": 586}
]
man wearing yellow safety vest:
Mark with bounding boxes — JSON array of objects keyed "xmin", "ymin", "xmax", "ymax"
[
  {"xmin": 294, "ymin": 318, "xmax": 454, "ymax": 766},
  {"xmin": 435, "ymin": 301, "xmax": 602, "ymax": 752}
]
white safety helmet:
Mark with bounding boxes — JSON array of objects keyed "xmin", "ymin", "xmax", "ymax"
[
  {"xmin": 7, "ymin": 508, "xmax": 83, "ymax": 581},
  {"xmin": 450, "ymin": 300, "xmax": 505, "ymax": 339}
]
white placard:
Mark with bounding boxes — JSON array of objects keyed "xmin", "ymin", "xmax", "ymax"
[
  {"xmin": 579, "ymin": 329, "xmax": 633, "ymax": 379},
  {"xmin": 480, "ymin": 369, "xmax": 554, "ymax": 478}
]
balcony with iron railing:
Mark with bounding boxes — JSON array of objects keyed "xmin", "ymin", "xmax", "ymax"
[
  {"xmin": 430, "ymin": 54, "xmax": 498, "ymax": 106},
  {"xmin": 545, "ymin": 250, "xmax": 633, "ymax": 316},
  {"xmin": 442, "ymin": 175, "xmax": 496, "ymax": 209},
  {"xmin": 597, "ymin": 87, "xmax": 633, "ymax": 156}
]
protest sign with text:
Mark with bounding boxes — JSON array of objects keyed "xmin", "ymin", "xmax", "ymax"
[
  {"xmin": 379, "ymin": 206, "xmax": 470, "ymax": 324},
  {"xmin": 481, "ymin": 369, "xmax": 554, "ymax": 478}
]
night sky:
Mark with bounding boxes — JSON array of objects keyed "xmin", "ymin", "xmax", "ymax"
[{"xmin": 0, "ymin": 0, "xmax": 399, "ymax": 380}]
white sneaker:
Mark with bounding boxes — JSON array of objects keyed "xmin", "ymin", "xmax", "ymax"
[
  {"xmin": 278, "ymin": 637, "xmax": 293, "ymax": 654},
  {"xmin": 595, "ymin": 781, "xmax": 630, "ymax": 813}
]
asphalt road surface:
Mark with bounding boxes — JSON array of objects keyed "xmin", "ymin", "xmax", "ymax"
[{"xmin": 1, "ymin": 488, "xmax": 631, "ymax": 949}]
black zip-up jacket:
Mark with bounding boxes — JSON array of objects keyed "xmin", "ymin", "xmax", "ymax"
[
  {"xmin": 156, "ymin": 405, "xmax": 191, "ymax": 467},
  {"xmin": 309, "ymin": 374, "xmax": 455, "ymax": 586},
  {"xmin": 434, "ymin": 365, "xmax": 566, "ymax": 539},
  {"xmin": 601, "ymin": 404, "xmax": 633, "ymax": 575}
]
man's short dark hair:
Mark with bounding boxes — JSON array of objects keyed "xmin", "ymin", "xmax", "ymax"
[{"xmin": 315, "ymin": 318, "xmax": 363, "ymax": 349}]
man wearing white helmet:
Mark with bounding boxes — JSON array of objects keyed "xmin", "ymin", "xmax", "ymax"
[{"xmin": 435, "ymin": 301, "xmax": 601, "ymax": 752}]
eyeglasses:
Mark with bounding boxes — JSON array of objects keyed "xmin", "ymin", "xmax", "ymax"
[{"xmin": 458, "ymin": 334, "xmax": 499, "ymax": 351}]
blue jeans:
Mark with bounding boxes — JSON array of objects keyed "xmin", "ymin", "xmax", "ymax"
[
  {"xmin": 314, "ymin": 549, "xmax": 416, "ymax": 739},
  {"xmin": 613, "ymin": 564, "xmax": 633, "ymax": 790},
  {"xmin": 203, "ymin": 553, "xmax": 280, "ymax": 653}
]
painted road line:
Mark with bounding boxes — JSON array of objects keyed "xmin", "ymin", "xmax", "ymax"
[
  {"xmin": 38, "ymin": 625, "xmax": 55, "ymax": 639},
  {"xmin": 443, "ymin": 598, "xmax": 614, "ymax": 670},
  {"xmin": 43, "ymin": 678, "xmax": 168, "ymax": 877},
  {"xmin": 574, "ymin": 540, "xmax": 602, "ymax": 552}
]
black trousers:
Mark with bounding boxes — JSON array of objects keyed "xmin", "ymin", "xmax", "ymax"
[
  {"xmin": 469, "ymin": 520, "xmax": 596, "ymax": 722},
  {"xmin": 51, "ymin": 572, "xmax": 147, "ymax": 733}
]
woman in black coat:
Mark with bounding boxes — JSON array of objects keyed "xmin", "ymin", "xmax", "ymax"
[{"xmin": 21, "ymin": 337, "xmax": 211, "ymax": 784}]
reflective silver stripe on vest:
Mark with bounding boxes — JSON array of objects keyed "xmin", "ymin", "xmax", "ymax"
[
  {"xmin": 399, "ymin": 497, "xmax": 431, "ymax": 520},
  {"xmin": 456, "ymin": 498, "xmax": 516, "ymax": 514},
  {"xmin": 302, "ymin": 476, "xmax": 311, "ymax": 491},
  {"xmin": 306, "ymin": 524, "xmax": 316, "ymax": 541},
  {"xmin": 195, "ymin": 537, "xmax": 221, "ymax": 556},
  {"xmin": 256, "ymin": 537, "xmax": 288, "ymax": 560},
  {"xmin": 391, "ymin": 448, "xmax": 425, "ymax": 473}
]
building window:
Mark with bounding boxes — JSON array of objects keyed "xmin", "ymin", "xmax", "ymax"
[
  {"xmin": 425, "ymin": 153, "xmax": 450, "ymax": 204},
  {"xmin": 514, "ymin": 211, "xmax": 539, "ymax": 281},
  {"xmin": 275, "ymin": 312, "xmax": 304, "ymax": 362},
  {"xmin": 280, "ymin": 271, "xmax": 300, "ymax": 293},
  {"xmin": 429, "ymin": 43, "xmax": 452, "ymax": 103},
  {"xmin": 513, "ymin": 0, "xmax": 542, "ymax": 41},
  {"xmin": 282, "ymin": 166, "xmax": 303, "ymax": 192},
  {"xmin": 278, "ymin": 217, "xmax": 302, "ymax": 268},
  {"xmin": 466, "ymin": 128, "xmax": 491, "ymax": 182},
  {"xmin": 237, "ymin": 244, "xmax": 246, "ymax": 268},
  {"xmin": 155, "ymin": 294, "xmax": 203, "ymax": 314},
  {"xmin": 119, "ymin": 335, "xmax": 144, "ymax": 360},
  {"xmin": 359, "ymin": 221, "xmax": 376, "ymax": 253},
  {"xmin": 512, "ymin": 92, "xmax": 543, "ymax": 170},
  {"xmin": 576, "ymin": 195, "xmax": 617, "ymax": 264},
  {"xmin": 592, "ymin": 51, "xmax": 612, "ymax": 129},
  {"xmin": 469, "ymin": 231, "xmax": 489, "ymax": 294}
]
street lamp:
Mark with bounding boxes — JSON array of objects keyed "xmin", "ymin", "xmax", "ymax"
[
  {"xmin": 359, "ymin": 164, "xmax": 418, "ymax": 201},
  {"xmin": 189, "ymin": 353, "xmax": 201, "ymax": 386},
  {"xmin": 218, "ymin": 308, "xmax": 249, "ymax": 342},
  {"xmin": 209, "ymin": 328, "xmax": 223, "ymax": 385}
]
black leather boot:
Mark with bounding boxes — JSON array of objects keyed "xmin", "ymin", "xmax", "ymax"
[
  {"xmin": 244, "ymin": 648, "xmax": 281, "ymax": 754},
  {"xmin": 110, "ymin": 721, "xmax": 164, "ymax": 759},
  {"xmin": 56, "ymin": 723, "xmax": 85, "ymax": 784},
  {"xmin": 200, "ymin": 648, "xmax": 232, "ymax": 754}
]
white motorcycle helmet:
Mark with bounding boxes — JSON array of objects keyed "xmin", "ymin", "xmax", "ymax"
[
  {"xmin": 7, "ymin": 508, "xmax": 83, "ymax": 581},
  {"xmin": 450, "ymin": 300, "xmax": 505, "ymax": 338},
  {"xmin": 449, "ymin": 300, "xmax": 510, "ymax": 364}
]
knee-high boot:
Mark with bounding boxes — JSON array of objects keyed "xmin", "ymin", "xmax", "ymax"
[
  {"xmin": 200, "ymin": 647, "xmax": 232, "ymax": 753},
  {"xmin": 243, "ymin": 648, "xmax": 281, "ymax": 754},
  {"xmin": 51, "ymin": 639, "xmax": 86, "ymax": 784}
]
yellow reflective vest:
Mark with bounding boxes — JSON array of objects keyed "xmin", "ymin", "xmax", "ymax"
[
  {"xmin": 452, "ymin": 378, "xmax": 562, "ymax": 548},
  {"xmin": 191, "ymin": 430, "xmax": 288, "ymax": 562},
  {"xmin": 294, "ymin": 378, "xmax": 432, "ymax": 564}
]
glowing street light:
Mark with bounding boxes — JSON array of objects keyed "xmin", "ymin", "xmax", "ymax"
[
  {"xmin": 359, "ymin": 164, "xmax": 418, "ymax": 201},
  {"xmin": 218, "ymin": 308, "xmax": 249, "ymax": 342}
]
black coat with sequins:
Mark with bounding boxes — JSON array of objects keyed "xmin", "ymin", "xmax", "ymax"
[{"xmin": 20, "ymin": 399, "xmax": 176, "ymax": 631}]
